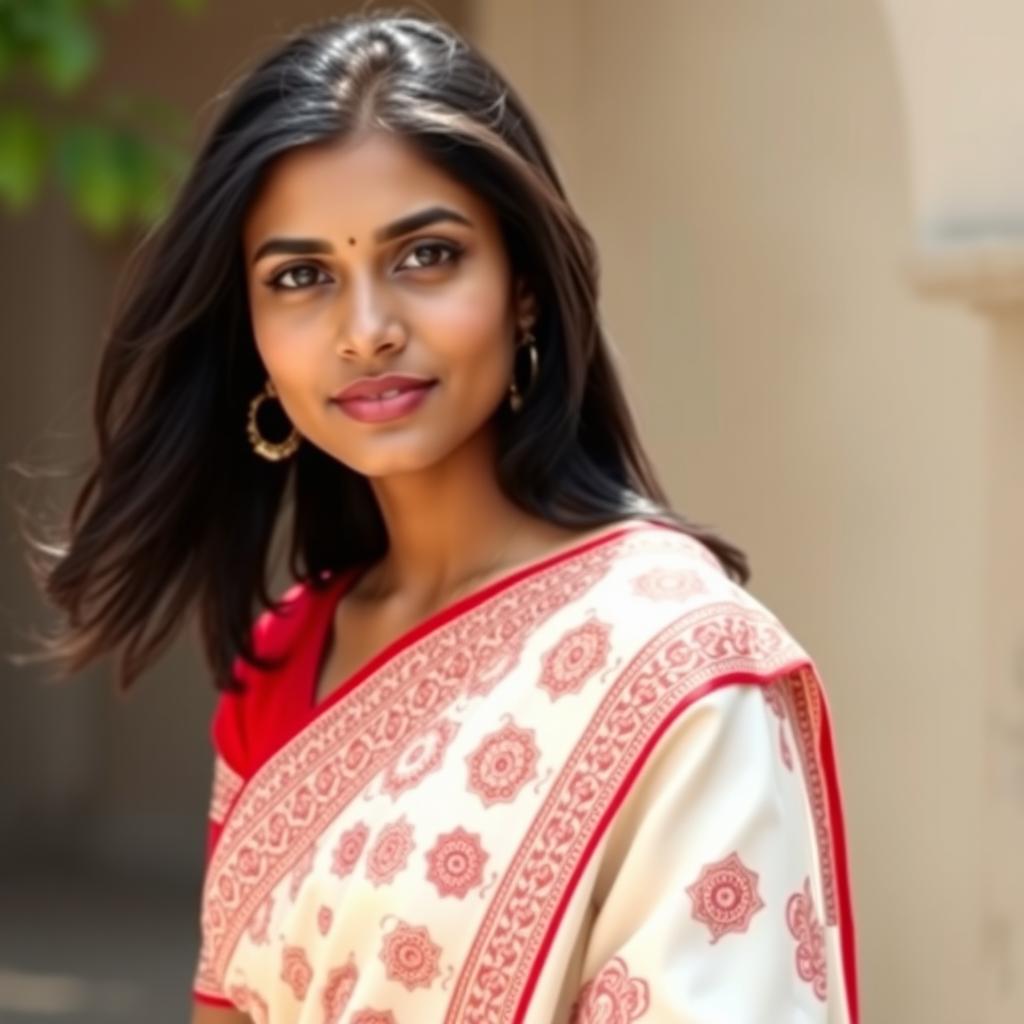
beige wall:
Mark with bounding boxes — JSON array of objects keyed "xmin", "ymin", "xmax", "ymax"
[{"xmin": 470, "ymin": 2, "xmax": 991, "ymax": 1022}]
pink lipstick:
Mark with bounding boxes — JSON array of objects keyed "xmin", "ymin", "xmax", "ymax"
[{"xmin": 331, "ymin": 374, "xmax": 437, "ymax": 424}]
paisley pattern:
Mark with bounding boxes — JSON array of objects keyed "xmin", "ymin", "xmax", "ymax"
[
  {"xmin": 569, "ymin": 957, "xmax": 650, "ymax": 1023},
  {"xmin": 788, "ymin": 877, "xmax": 829, "ymax": 1002}
]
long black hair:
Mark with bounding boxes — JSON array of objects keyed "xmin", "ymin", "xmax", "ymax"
[{"xmin": 23, "ymin": 7, "xmax": 749, "ymax": 691}]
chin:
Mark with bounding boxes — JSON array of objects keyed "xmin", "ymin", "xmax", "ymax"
[{"xmin": 335, "ymin": 439, "xmax": 452, "ymax": 479}]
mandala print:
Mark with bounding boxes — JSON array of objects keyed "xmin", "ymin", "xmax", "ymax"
[
  {"xmin": 378, "ymin": 921, "xmax": 442, "ymax": 991},
  {"xmin": 425, "ymin": 827, "xmax": 489, "ymax": 898},
  {"xmin": 382, "ymin": 717, "xmax": 460, "ymax": 798},
  {"xmin": 569, "ymin": 956, "xmax": 650, "ymax": 1023},
  {"xmin": 685, "ymin": 851, "xmax": 766, "ymax": 943},
  {"xmin": 466, "ymin": 721, "xmax": 539, "ymax": 805},
  {"xmin": 787, "ymin": 877, "xmax": 828, "ymax": 1001},
  {"xmin": 631, "ymin": 567, "xmax": 706, "ymax": 602},
  {"xmin": 280, "ymin": 945, "xmax": 313, "ymax": 1000},
  {"xmin": 320, "ymin": 958, "xmax": 358, "ymax": 1024},
  {"xmin": 330, "ymin": 822, "xmax": 369, "ymax": 879},
  {"xmin": 538, "ymin": 618, "xmax": 612, "ymax": 700},
  {"xmin": 349, "ymin": 1011, "xmax": 397, "ymax": 1024},
  {"xmin": 366, "ymin": 818, "xmax": 415, "ymax": 886}
]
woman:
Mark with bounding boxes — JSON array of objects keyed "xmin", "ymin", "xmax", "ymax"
[{"xmin": 33, "ymin": 9, "xmax": 858, "ymax": 1023}]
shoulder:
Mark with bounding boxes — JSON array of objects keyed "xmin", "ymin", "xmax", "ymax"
[
  {"xmin": 594, "ymin": 526, "xmax": 835, "ymax": 820},
  {"xmin": 609, "ymin": 522, "xmax": 737, "ymax": 600},
  {"xmin": 246, "ymin": 577, "xmax": 329, "ymax": 662},
  {"xmin": 602, "ymin": 522, "xmax": 815, "ymax": 690},
  {"xmin": 210, "ymin": 574, "xmax": 340, "ymax": 777}
]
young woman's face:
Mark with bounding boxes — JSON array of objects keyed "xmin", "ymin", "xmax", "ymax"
[{"xmin": 242, "ymin": 130, "xmax": 533, "ymax": 478}]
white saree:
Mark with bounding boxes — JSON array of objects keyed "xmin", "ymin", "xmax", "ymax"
[{"xmin": 193, "ymin": 519, "xmax": 858, "ymax": 1022}]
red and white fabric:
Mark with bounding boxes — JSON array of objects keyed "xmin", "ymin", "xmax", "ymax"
[{"xmin": 192, "ymin": 519, "xmax": 858, "ymax": 1023}]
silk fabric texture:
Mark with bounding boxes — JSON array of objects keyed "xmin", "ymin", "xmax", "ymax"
[{"xmin": 193, "ymin": 519, "xmax": 859, "ymax": 1023}]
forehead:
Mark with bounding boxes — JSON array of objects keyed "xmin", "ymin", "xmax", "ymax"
[{"xmin": 243, "ymin": 131, "xmax": 490, "ymax": 246}]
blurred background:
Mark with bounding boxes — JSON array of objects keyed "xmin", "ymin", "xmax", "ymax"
[{"xmin": 1, "ymin": 1, "xmax": 1022, "ymax": 1022}]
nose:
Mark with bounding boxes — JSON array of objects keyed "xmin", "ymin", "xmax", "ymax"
[{"xmin": 333, "ymin": 272, "xmax": 407, "ymax": 359}]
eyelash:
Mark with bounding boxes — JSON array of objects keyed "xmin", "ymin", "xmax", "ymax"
[{"xmin": 264, "ymin": 241, "xmax": 464, "ymax": 292}]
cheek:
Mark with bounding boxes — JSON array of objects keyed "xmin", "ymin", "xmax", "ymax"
[
  {"xmin": 425, "ymin": 276, "xmax": 513, "ymax": 383},
  {"xmin": 247, "ymin": 293, "xmax": 326, "ymax": 389}
]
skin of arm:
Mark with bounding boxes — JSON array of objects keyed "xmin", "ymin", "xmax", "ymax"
[{"xmin": 191, "ymin": 1003, "xmax": 252, "ymax": 1024}]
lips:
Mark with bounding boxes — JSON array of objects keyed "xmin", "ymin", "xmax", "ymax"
[
  {"xmin": 333, "ymin": 380, "xmax": 437, "ymax": 424},
  {"xmin": 333, "ymin": 374, "xmax": 436, "ymax": 403}
]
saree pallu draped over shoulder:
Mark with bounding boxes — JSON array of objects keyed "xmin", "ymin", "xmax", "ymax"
[{"xmin": 193, "ymin": 520, "xmax": 859, "ymax": 1023}]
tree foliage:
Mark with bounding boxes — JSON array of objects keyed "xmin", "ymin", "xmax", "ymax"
[{"xmin": 0, "ymin": 0, "xmax": 205, "ymax": 236}]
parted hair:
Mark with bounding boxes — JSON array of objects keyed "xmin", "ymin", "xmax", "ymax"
[{"xmin": 20, "ymin": 7, "xmax": 749, "ymax": 692}]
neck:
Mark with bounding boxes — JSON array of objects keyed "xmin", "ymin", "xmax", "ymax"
[{"xmin": 360, "ymin": 429, "xmax": 558, "ymax": 603}]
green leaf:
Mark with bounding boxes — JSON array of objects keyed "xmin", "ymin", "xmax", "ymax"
[
  {"xmin": 28, "ymin": 0, "xmax": 100, "ymax": 94},
  {"xmin": 55, "ymin": 122, "xmax": 131, "ymax": 234},
  {"xmin": 114, "ymin": 131, "xmax": 170, "ymax": 222},
  {"xmin": 170, "ymin": 0, "xmax": 207, "ymax": 14},
  {"xmin": 0, "ymin": 107, "xmax": 49, "ymax": 210}
]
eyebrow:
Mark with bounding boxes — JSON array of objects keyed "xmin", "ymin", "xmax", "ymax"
[{"xmin": 250, "ymin": 205, "xmax": 474, "ymax": 264}]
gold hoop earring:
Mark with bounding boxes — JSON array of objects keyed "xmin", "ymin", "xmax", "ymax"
[
  {"xmin": 246, "ymin": 378, "xmax": 300, "ymax": 461},
  {"xmin": 508, "ymin": 329, "xmax": 539, "ymax": 413}
]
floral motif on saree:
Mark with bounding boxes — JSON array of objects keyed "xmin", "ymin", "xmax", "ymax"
[
  {"xmin": 685, "ymin": 851, "xmax": 766, "ymax": 943},
  {"xmin": 193, "ymin": 520, "xmax": 859, "ymax": 1023}
]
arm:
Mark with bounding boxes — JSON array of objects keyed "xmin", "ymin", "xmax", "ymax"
[
  {"xmin": 572, "ymin": 678, "xmax": 855, "ymax": 1022},
  {"xmin": 191, "ymin": 1003, "xmax": 252, "ymax": 1024}
]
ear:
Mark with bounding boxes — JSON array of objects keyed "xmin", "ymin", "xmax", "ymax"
[{"xmin": 513, "ymin": 276, "xmax": 538, "ymax": 331}]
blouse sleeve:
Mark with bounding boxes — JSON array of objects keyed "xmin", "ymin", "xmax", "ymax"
[{"xmin": 571, "ymin": 677, "xmax": 855, "ymax": 1023}]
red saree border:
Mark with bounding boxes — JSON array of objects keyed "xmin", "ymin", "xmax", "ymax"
[
  {"xmin": 201, "ymin": 520, "xmax": 673, "ymax": 864},
  {"xmin": 515, "ymin": 666, "xmax": 859, "ymax": 1024},
  {"xmin": 195, "ymin": 523, "xmax": 859, "ymax": 1021},
  {"xmin": 302, "ymin": 519, "xmax": 676, "ymax": 725},
  {"xmin": 442, "ymin": 603, "xmax": 858, "ymax": 1024},
  {"xmin": 817, "ymin": 669, "xmax": 860, "ymax": 1023},
  {"xmin": 195, "ymin": 527, "xmax": 663, "ymax": 999},
  {"xmin": 209, "ymin": 755, "xmax": 244, "ymax": 826},
  {"xmin": 193, "ymin": 992, "xmax": 235, "ymax": 1009}
]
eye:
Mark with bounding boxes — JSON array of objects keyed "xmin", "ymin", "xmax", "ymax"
[
  {"xmin": 265, "ymin": 263, "xmax": 330, "ymax": 292},
  {"xmin": 397, "ymin": 241, "xmax": 463, "ymax": 271}
]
